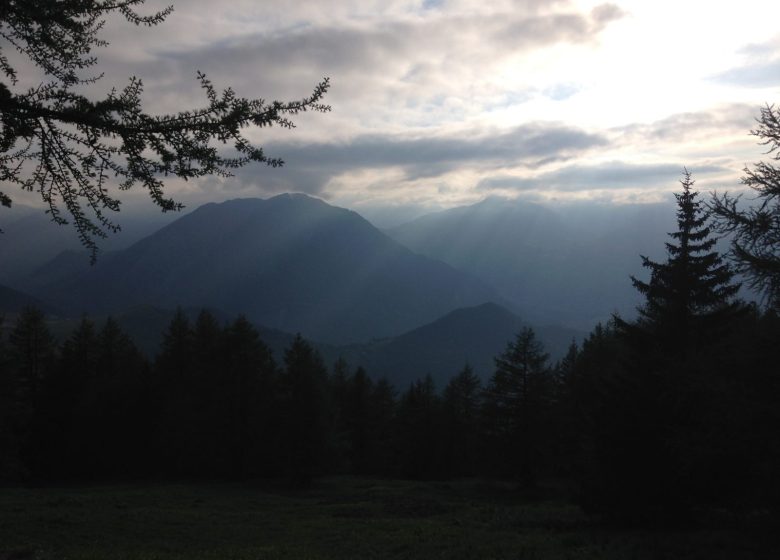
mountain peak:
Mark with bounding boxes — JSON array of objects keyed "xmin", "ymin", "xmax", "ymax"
[{"xmin": 28, "ymin": 195, "xmax": 497, "ymax": 344}]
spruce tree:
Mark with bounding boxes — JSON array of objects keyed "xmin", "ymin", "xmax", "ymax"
[
  {"xmin": 482, "ymin": 327, "xmax": 552, "ymax": 484},
  {"xmin": 280, "ymin": 334, "xmax": 332, "ymax": 485},
  {"xmin": 628, "ymin": 169, "xmax": 741, "ymax": 356},
  {"xmin": 395, "ymin": 375, "xmax": 443, "ymax": 479},
  {"xmin": 588, "ymin": 171, "xmax": 746, "ymax": 520},
  {"xmin": 442, "ymin": 364, "xmax": 482, "ymax": 477}
]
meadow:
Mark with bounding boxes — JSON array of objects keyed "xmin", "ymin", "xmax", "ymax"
[{"xmin": 1, "ymin": 478, "xmax": 776, "ymax": 560}]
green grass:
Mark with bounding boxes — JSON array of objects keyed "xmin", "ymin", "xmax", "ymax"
[{"xmin": 0, "ymin": 477, "xmax": 776, "ymax": 559}]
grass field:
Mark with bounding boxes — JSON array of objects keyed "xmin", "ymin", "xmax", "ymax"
[{"xmin": 1, "ymin": 477, "xmax": 777, "ymax": 559}]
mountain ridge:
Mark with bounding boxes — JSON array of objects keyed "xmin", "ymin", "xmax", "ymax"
[{"xmin": 26, "ymin": 194, "xmax": 501, "ymax": 344}]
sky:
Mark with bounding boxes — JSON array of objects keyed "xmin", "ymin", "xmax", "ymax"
[{"xmin": 8, "ymin": 0, "xmax": 780, "ymax": 226}]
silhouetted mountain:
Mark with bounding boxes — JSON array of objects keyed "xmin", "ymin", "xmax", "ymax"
[
  {"xmin": 28, "ymin": 194, "xmax": 498, "ymax": 344},
  {"xmin": 334, "ymin": 302, "xmax": 582, "ymax": 388},
  {"xmin": 0, "ymin": 283, "xmax": 62, "ymax": 315},
  {"xmin": 386, "ymin": 197, "xmax": 674, "ymax": 329}
]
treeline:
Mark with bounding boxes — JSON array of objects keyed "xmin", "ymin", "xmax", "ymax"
[
  {"xmin": 1, "ymin": 304, "xmax": 778, "ymax": 516},
  {"xmin": 0, "ymin": 308, "xmax": 557, "ymax": 484},
  {"xmin": 1, "ymin": 174, "xmax": 779, "ymax": 524}
]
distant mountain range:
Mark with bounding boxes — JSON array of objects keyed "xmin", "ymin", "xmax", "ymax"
[
  {"xmin": 2, "ymin": 192, "xmax": 699, "ymax": 387},
  {"xmin": 386, "ymin": 196, "xmax": 675, "ymax": 328},
  {"xmin": 22, "ymin": 194, "xmax": 499, "ymax": 344}
]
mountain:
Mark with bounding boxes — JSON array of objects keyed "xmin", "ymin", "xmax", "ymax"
[
  {"xmin": 28, "ymin": 194, "xmax": 499, "ymax": 344},
  {"xmin": 0, "ymin": 204, "xmax": 177, "ymax": 285},
  {"xmin": 334, "ymin": 302, "xmax": 582, "ymax": 389},
  {"xmin": 0, "ymin": 283, "xmax": 62, "ymax": 315},
  {"xmin": 386, "ymin": 197, "xmax": 674, "ymax": 329}
]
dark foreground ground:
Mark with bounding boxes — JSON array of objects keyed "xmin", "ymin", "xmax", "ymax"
[{"xmin": 0, "ymin": 478, "xmax": 777, "ymax": 559}]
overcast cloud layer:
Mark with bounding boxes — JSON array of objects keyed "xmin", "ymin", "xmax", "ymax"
[{"xmin": 5, "ymin": 0, "xmax": 780, "ymax": 221}]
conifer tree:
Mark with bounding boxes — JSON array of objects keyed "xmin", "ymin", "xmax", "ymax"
[
  {"xmin": 711, "ymin": 105, "xmax": 780, "ymax": 309},
  {"xmin": 342, "ymin": 366, "xmax": 374, "ymax": 474},
  {"xmin": 52, "ymin": 316, "xmax": 99, "ymax": 477},
  {"xmin": 584, "ymin": 172, "xmax": 745, "ymax": 520},
  {"xmin": 154, "ymin": 308, "xmax": 195, "ymax": 475},
  {"xmin": 395, "ymin": 375, "xmax": 443, "ymax": 479},
  {"xmin": 0, "ymin": 313, "xmax": 25, "ymax": 480},
  {"xmin": 627, "ymin": 169, "xmax": 741, "ymax": 357},
  {"xmin": 94, "ymin": 317, "xmax": 149, "ymax": 476},
  {"xmin": 482, "ymin": 327, "xmax": 552, "ymax": 484},
  {"xmin": 7, "ymin": 307, "xmax": 56, "ymax": 476},
  {"xmin": 0, "ymin": 1, "xmax": 329, "ymax": 257},
  {"xmin": 280, "ymin": 334, "xmax": 332, "ymax": 484},
  {"xmin": 8, "ymin": 307, "xmax": 55, "ymax": 402},
  {"xmin": 442, "ymin": 364, "xmax": 482, "ymax": 476},
  {"xmin": 222, "ymin": 315, "xmax": 277, "ymax": 478}
]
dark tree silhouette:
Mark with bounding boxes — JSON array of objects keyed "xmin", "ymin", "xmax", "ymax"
[
  {"xmin": 221, "ymin": 315, "xmax": 277, "ymax": 478},
  {"xmin": 7, "ymin": 306, "xmax": 55, "ymax": 403},
  {"xmin": 442, "ymin": 364, "xmax": 482, "ymax": 477},
  {"xmin": 0, "ymin": 0, "xmax": 329, "ymax": 257},
  {"xmin": 6, "ymin": 306, "xmax": 56, "ymax": 477},
  {"xmin": 482, "ymin": 327, "xmax": 553, "ymax": 485},
  {"xmin": 0, "ymin": 313, "xmax": 27, "ymax": 480},
  {"xmin": 279, "ymin": 334, "xmax": 333, "ymax": 485},
  {"xmin": 154, "ymin": 308, "xmax": 195, "ymax": 475},
  {"xmin": 395, "ymin": 375, "xmax": 443, "ymax": 479},
  {"xmin": 578, "ymin": 174, "xmax": 746, "ymax": 521},
  {"xmin": 626, "ymin": 169, "xmax": 741, "ymax": 357},
  {"xmin": 711, "ymin": 105, "xmax": 780, "ymax": 309}
]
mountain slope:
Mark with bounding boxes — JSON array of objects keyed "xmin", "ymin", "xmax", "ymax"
[
  {"xmin": 0, "ymin": 204, "xmax": 176, "ymax": 285},
  {"xmin": 30, "ymin": 194, "xmax": 498, "ymax": 344},
  {"xmin": 336, "ymin": 302, "xmax": 582, "ymax": 389},
  {"xmin": 0, "ymin": 284, "xmax": 62, "ymax": 315}
]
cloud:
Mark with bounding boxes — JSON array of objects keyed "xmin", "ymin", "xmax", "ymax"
[
  {"xmin": 614, "ymin": 104, "xmax": 758, "ymax": 143},
  {"xmin": 710, "ymin": 35, "xmax": 780, "ymax": 88},
  {"xmin": 93, "ymin": 1, "xmax": 625, "ymax": 126},
  {"xmin": 712, "ymin": 60, "xmax": 780, "ymax": 88},
  {"xmin": 476, "ymin": 161, "xmax": 729, "ymax": 193},
  {"xmin": 221, "ymin": 122, "xmax": 608, "ymax": 195}
]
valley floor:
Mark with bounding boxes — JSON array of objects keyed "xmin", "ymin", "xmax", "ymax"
[{"xmin": 1, "ymin": 478, "xmax": 777, "ymax": 560}]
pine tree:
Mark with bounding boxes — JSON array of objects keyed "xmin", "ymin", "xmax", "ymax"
[
  {"xmin": 8, "ymin": 307, "xmax": 55, "ymax": 402},
  {"xmin": 0, "ymin": 313, "xmax": 26, "ymax": 480},
  {"xmin": 342, "ymin": 366, "xmax": 374, "ymax": 474},
  {"xmin": 482, "ymin": 327, "xmax": 552, "ymax": 484},
  {"xmin": 627, "ymin": 169, "xmax": 741, "ymax": 357},
  {"xmin": 7, "ymin": 307, "xmax": 56, "ymax": 477},
  {"xmin": 93, "ymin": 317, "xmax": 150, "ymax": 477},
  {"xmin": 154, "ymin": 308, "xmax": 195, "ymax": 475},
  {"xmin": 222, "ymin": 315, "xmax": 277, "ymax": 478},
  {"xmin": 584, "ymin": 172, "xmax": 746, "ymax": 520},
  {"xmin": 442, "ymin": 364, "xmax": 482, "ymax": 476},
  {"xmin": 280, "ymin": 334, "xmax": 332, "ymax": 485},
  {"xmin": 711, "ymin": 105, "xmax": 780, "ymax": 309},
  {"xmin": 395, "ymin": 375, "xmax": 443, "ymax": 479}
]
